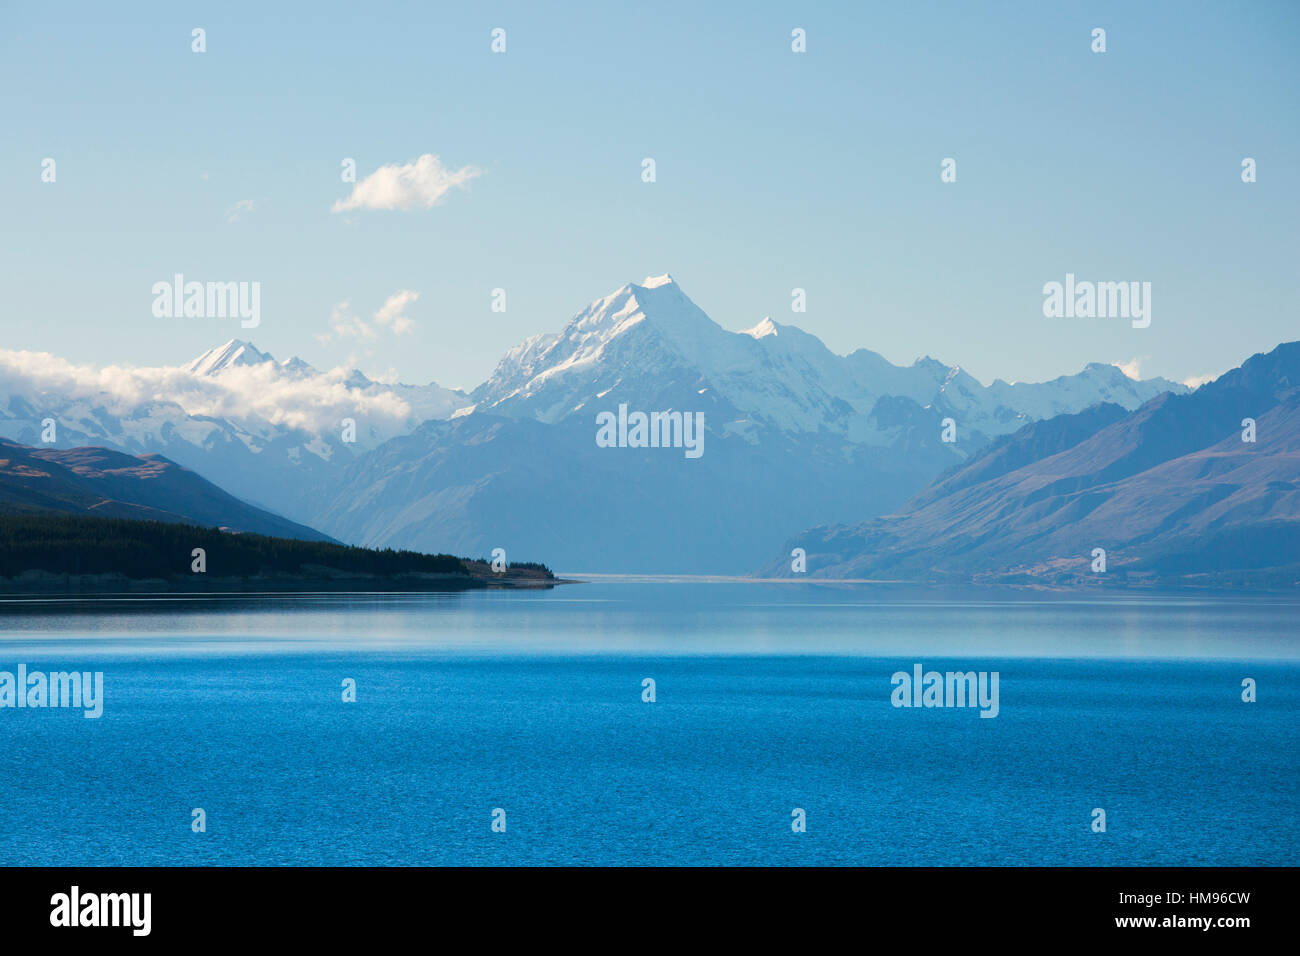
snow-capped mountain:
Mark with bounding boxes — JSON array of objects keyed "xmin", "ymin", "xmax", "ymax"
[
  {"xmin": 314, "ymin": 276, "xmax": 1187, "ymax": 572},
  {"xmin": 185, "ymin": 339, "xmax": 279, "ymax": 376},
  {"xmin": 0, "ymin": 340, "xmax": 470, "ymax": 523},
  {"xmin": 470, "ymin": 274, "xmax": 1184, "ymax": 447},
  {"xmin": 1, "ymin": 275, "xmax": 1191, "ymax": 570},
  {"xmin": 763, "ymin": 341, "xmax": 1300, "ymax": 587},
  {"xmin": 185, "ymin": 339, "xmax": 471, "ymax": 441}
]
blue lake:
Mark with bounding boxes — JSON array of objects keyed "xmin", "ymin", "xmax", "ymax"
[{"xmin": 0, "ymin": 582, "xmax": 1295, "ymax": 865}]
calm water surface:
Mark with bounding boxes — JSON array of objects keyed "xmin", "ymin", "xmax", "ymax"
[{"xmin": 0, "ymin": 583, "xmax": 1294, "ymax": 865}]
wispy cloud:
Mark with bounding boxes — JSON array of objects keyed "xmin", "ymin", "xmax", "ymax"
[
  {"xmin": 322, "ymin": 301, "xmax": 373, "ymax": 341},
  {"xmin": 331, "ymin": 154, "xmax": 482, "ymax": 213},
  {"xmin": 225, "ymin": 198, "xmax": 256, "ymax": 222},
  {"xmin": 320, "ymin": 291, "xmax": 420, "ymax": 343},
  {"xmin": 1183, "ymin": 372, "xmax": 1217, "ymax": 389},
  {"xmin": 373, "ymin": 290, "xmax": 418, "ymax": 335}
]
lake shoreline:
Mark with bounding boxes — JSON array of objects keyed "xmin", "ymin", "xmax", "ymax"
[{"xmin": 0, "ymin": 568, "xmax": 572, "ymax": 594}]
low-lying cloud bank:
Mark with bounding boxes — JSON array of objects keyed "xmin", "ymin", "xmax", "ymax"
[{"xmin": 0, "ymin": 349, "xmax": 414, "ymax": 436}]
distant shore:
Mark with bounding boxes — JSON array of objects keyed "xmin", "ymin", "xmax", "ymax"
[
  {"xmin": 0, "ymin": 514, "xmax": 566, "ymax": 593},
  {"xmin": 0, "ymin": 567, "xmax": 568, "ymax": 594}
]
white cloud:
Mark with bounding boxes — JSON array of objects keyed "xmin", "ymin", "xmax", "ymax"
[
  {"xmin": 1183, "ymin": 372, "xmax": 1216, "ymax": 389},
  {"xmin": 0, "ymin": 349, "xmax": 414, "ymax": 437},
  {"xmin": 225, "ymin": 198, "xmax": 256, "ymax": 222},
  {"xmin": 1112, "ymin": 358, "xmax": 1143, "ymax": 381},
  {"xmin": 373, "ymin": 290, "xmax": 418, "ymax": 335},
  {"xmin": 321, "ymin": 301, "xmax": 375, "ymax": 342},
  {"xmin": 331, "ymin": 153, "xmax": 482, "ymax": 213},
  {"xmin": 320, "ymin": 291, "xmax": 420, "ymax": 343}
]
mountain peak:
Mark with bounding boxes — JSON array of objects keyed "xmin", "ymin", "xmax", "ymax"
[
  {"xmin": 186, "ymin": 339, "xmax": 274, "ymax": 376},
  {"xmin": 912, "ymin": 355, "xmax": 953, "ymax": 375},
  {"xmin": 742, "ymin": 317, "xmax": 779, "ymax": 339},
  {"xmin": 566, "ymin": 274, "xmax": 714, "ymax": 345},
  {"xmin": 279, "ymin": 355, "xmax": 316, "ymax": 377}
]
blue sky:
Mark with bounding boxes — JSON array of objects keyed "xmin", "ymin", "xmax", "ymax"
[{"xmin": 2, "ymin": 0, "xmax": 1297, "ymax": 389}]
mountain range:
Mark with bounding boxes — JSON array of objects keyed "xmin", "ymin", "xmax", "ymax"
[
  {"xmin": 766, "ymin": 342, "xmax": 1300, "ymax": 588},
  {"xmin": 2, "ymin": 274, "xmax": 1197, "ymax": 573},
  {"xmin": 0, "ymin": 338, "xmax": 468, "ymax": 524},
  {"xmin": 313, "ymin": 275, "xmax": 1184, "ymax": 571}
]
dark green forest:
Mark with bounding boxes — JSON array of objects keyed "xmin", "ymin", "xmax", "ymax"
[{"xmin": 0, "ymin": 514, "xmax": 468, "ymax": 580}]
